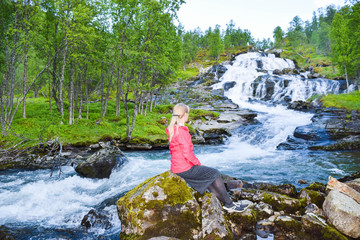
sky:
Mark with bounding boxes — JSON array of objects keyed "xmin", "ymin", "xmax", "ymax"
[{"xmin": 176, "ymin": 0, "xmax": 347, "ymax": 40}]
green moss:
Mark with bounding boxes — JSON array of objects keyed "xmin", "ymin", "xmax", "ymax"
[
  {"xmin": 142, "ymin": 210, "xmax": 201, "ymax": 240},
  {"xmin": 225, "ymin": 208, "xmax": 257, "ymax": 232},
  {"xmin": 310, "ymin": 141, "xmax": 360, "ymax": 151},
  {"xmin": 275, "ymin": 217, "xmax": 302, "ymax": 235},
  {"xmin": 321, "ymin": 91, "xmax": 360, "ymax": 111},
  {"xmin": 266, "ymin": 184, "xmax": 297, "ymax": 198},
  {"xmin": 306, "ymin": 182, "xmax": 326, "ymax": 192},
  {"xmin": 119, "ymin": 233, "xmax": 141, "ymax": 240},
  {"xmin": 262, "ymin": 192, "xmax": 306, "ymax": 214},
  {"xmin": 321, "ymin": 225, "xmax": 348, "ymax": 240},
  {"xmin": 300, "ymin": 189, "xmax": 325, "ymax": 208}
]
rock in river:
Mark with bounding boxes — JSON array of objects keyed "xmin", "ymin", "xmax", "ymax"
[{"xmin": 75, "ymin": 145, "xmax": 127, "ymax": 179}]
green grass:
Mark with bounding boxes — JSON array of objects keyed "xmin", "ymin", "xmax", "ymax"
[
  {"xmin": 0, "ymin": 98, "xmax": 218, "ymax": 149},
  {"xmin": 321, "ymin": 91, "xmax": 360, "ymax": 111},
  {"xmin": 281, "ymin": 50, "xmax": 343, "ymax": 79}
]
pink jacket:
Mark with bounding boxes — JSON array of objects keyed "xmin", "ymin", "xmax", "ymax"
[{"xmin": 165, "ymin": 125, "xmax": 201, "ymax": 173}]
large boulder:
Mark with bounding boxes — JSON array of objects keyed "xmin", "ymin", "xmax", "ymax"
[
  {"xmin": 323, "ymin": 190, "xmax": 360, "ymax": 238},
  {"xmin": 117, "ymin": 171, "xmax": 203, "ymax": 239},
  {"xmin": 75, "ymin": 145, "xmax": 127, "ymax": 178}
]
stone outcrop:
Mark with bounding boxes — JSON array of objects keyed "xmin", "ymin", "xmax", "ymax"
[
  {"xmin": 323, "ymin": 177, "xmax": 360, "ymax": 238},
  {"xmin": 278, "ymin": 108, "xmax": 360, "ymax": 151},
  {"xmin": 117, "ymin": 171, "xmax": 359, "ymax": 239},
  {"xmin": 75, "ymin": 145, "xmax": 127, "ymax": 179},
  {"xmin": 192, "ymin": 109, "xmax": 257, "ymax": 144}
]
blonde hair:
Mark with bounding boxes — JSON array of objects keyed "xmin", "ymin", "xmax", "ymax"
[{"xmin": 167, "ymin": 103, "xmax": 190, "ymax": 142}]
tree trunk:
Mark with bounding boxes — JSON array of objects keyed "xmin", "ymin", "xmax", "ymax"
[
  {"xmin": 138, "ymin": 90, "xmax": 143, "ymax": 114},
  {"xmin": 52, "ymin": 22, "xmax": 60, "ymax": 111},
  {"xmin": 149, "ymin": 90, "xmax": 154, "ymax": 112},
  {"xmin": 344, "ymin": 64, "xmax": 349, "ymax": 94},
  {"xmin": 100, "ymin": 63, "xmax": 104, "ymax": 117},
  {"xmin": 7, "ymin": 10, "xmax": 19, "ymax": 125},
  {"xmin": 102, "ymin": 65, "xmax": 114, "ymax": 118},
  {"xmin": 0, "ymin": 74, "xmax": 6, "ymax": 135},
  {"xmin": 22, "ymin": 52, "xmax": 28, "ymax": 119},
  {"xmin": 22, "ymin": 1, "xmax": 30, "ymax": 119},
  {"xmin": 60, "ymin": 34, "xmax": 68, "ymax": 117},
  {"xmin": 48, "ymin": 68, "xmax": 52, "ymax": 110},
  {"xmin": 85, "ymin": 64, "xmax": 89, "ymax": 119},
  {"xmin": 123, "ymin": 69, "xmax": 134, "ymax": 140},
  {"xmin": 144, "ymin": 92, "xmax": 149, "ymax": 116},
  {"xmin": 77, "ymin": 66, "xmax": 83, "ymax": 120},
  {"xmin": 116, "ymin": 68, "xmax": 122, "ymax": 117},
  {"xmin": 69, "ymin": 59, "xmax": 74, "ymax": 125}
]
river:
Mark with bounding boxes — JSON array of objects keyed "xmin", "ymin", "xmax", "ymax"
[{"xmin": 1, "ymin": 52, "xmax": 359, "ymax": 239}]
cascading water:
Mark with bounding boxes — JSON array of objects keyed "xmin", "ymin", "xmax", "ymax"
[{"xmin": 0, "ymin": 52, "xmax": 359, "ymax": 239}]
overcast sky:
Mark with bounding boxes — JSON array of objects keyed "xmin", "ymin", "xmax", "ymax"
[{"xmin": 176, "ymin": 0, "xmax": 347, "ymax": 40}]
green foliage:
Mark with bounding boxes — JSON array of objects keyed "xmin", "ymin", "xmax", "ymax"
[
  {"xmin": 273, "ymin": 26, "xmax": 285, "ymax": 48},
  {"xmin": 208, "ymin": 25, "xmax": 224, "ymax": 60},
  {"xmin": 223, "ymin": 20, "xmax": 252, "ymax": 48},
  {"xmin": 329, "ymin": 13, "xmax": 352, "ymax": 69},
  {"xmin": 321, "ymin": 91, "xmax": 360, "ymax": 110}
]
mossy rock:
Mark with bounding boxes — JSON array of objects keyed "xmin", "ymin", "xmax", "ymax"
[
  {"xmin": 239, "ymin": 189, "xmax": 306, "ymax": 214},
  {"xmin": 261, "ymin": 183, "xmax": 297, "ymax": 198},
  {"xmin": 299, "ymin": 189, "xmax": 326, "ymax": 208},
  {"xmin": 305, "ymin": 182, "xmax": 326, "ymax": 193},
  {"xmin": 301, "ymin": 213, "xmax": 348, "ymax": 240},
  {"xmin": 262, "ymin": 192, "xmax": 306, "ymax": 214},
  {"xmin": 274, "ymin": 215, "xmax": 306, "ymax": 239},
  {"xmin": 225, "ymin": 208, "xmax": 257, "ymax": 238},
  {"xmin": 309, "ymin": 140, "xmax": 360, "ymax": 151},
  {"xmin": 117, "ymin": 171, "xmax": 202, "ymax": 240}
]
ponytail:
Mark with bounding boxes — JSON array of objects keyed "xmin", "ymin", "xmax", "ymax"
[{"xmin": 167, "ymin": 103, "xmax": 190, "ymax": 142}]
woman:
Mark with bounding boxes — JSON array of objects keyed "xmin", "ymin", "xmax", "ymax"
[{"xmin": 165, "ymin": 103, "xmax": 246, "ymax": 213}]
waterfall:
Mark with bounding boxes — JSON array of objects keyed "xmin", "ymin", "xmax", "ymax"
[{"xmin": 213, "ymin": 52, "xmax": 341, "ymax": 104}]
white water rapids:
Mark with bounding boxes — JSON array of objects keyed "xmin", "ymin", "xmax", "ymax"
[{"xmin": 0, "ymin": 52, "xmax": 358, "ymax": 239}]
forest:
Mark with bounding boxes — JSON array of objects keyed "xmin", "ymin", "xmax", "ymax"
[{"xmin": 1, "ymin": 0, "xmax": 360, "ymax": 146}]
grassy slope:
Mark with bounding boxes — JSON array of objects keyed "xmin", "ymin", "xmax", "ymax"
[
  {"xmin": 0, "ymin": 97, "xmax": 218, "ymax": 149},
  {"xmin": 321, "ymin": 91, "xmax": 360, "ymax": 111}
]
